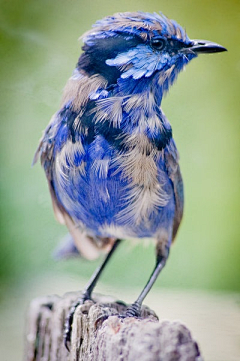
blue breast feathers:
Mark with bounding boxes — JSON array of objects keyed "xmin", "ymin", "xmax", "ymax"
[{"xmin": 50, "ymin": 99, "xmax": 176, "ymax": 239}]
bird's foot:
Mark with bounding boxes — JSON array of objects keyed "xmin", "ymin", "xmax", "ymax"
[
  {"xmin": 125, "ymin": 302, "xmax": 141, "ymax": 318},
  {"xmin": 64, "ymin": 292, "xmax": 91, "ymax": 351},
  {"xmin": 95, "ymin": 301, "xmax": 141, "ymax": 328}
]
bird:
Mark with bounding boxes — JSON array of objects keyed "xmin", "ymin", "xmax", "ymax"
[{"xmin": 33, "ymin": 11, "xmax": 226, "ymax": 349}]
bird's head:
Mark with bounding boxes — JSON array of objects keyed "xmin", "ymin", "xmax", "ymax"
[{"xmin": 78, "ymin": 12, "xmax": 226, "ymax": 102}]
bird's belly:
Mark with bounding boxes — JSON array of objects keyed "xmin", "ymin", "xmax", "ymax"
[{"xmin": 53, "ymin": 157, "xmax": 175, "ymax": 239}]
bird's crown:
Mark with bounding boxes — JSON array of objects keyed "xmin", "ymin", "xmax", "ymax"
[{"xmin": 83, "ymin": 11, "xmax": 189, "ymax": 44}]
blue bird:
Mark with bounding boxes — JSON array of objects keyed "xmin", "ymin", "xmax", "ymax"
[{"xmin": 33, "ymin": 11, "xmax": 226, "ymax": 348}]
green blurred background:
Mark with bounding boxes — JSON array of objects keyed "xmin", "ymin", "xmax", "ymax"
[{"xmin": 0, "ymin": 0, "xmax": 239, "ymax": 359}]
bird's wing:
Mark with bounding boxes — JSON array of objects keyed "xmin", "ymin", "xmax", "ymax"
[
  {"xmin": 33, "ymin": 113, "xmax": 67, "ymax": 224},
  {"xmin": 33, "ymin": 72, "xmax": 110, "ymax": 259},
  {"xmin": 165, "ymin": 140, "xmax": 184, "ymax": 241},
  {"xmin": 33, "ymin": 71, "xmax": 106, "ymax": 221},
  {"xmin": 33, "ymin": 109, "xmax": 104, "ymax": 260}
]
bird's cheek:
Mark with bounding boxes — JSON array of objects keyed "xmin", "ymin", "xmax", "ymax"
[{"xmin": 156, "ymin": 53, "xmax": 171, "ymax": 71}]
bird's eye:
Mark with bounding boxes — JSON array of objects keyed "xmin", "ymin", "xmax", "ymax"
[{"xmin": 150, "ymin": 37, "xmax": 166, "ymax": 51}]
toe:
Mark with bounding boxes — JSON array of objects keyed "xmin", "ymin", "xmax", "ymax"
[{"xmin": 125, "ymin": 302, "xmax": 141, "ymax": 317}]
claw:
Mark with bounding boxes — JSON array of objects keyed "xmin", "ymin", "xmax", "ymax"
[
  {"xmin": 95, "ymin": 302, "xmax": 142, "ymax": 325},
  {"xmin": 115, "ymin": 300, "xmax": 127, "ymax": 307},
  {"xmin": 95, "ymin": 307, "xmax": 119, "ymax": 328},
  {"xmin": 64, "ymin": 294, "xmax": 91, "ymax": 351},
  {"xmin": 64, "ymin": 336, "xmax": 71, "ymax": 352}
]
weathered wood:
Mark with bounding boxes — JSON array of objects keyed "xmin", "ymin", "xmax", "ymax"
[{"xmin": 24, "ymin": 292, "xmax": 202, "ymax": 361}]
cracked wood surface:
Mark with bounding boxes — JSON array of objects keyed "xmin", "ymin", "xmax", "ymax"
[{"xmin": 24, "ymin": 292, "xmax": 202, "ymax": 361}]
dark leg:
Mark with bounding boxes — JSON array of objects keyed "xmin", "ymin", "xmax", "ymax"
[
  {"xmin": 126, "ymin": 247, "xmax": 169, "ymax": 317},
  {"xmin": 64, "ymin": 238, "xmax": 121, "ymax": 350}
]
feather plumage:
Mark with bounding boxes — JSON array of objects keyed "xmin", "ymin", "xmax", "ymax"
[{"xmin": 34, "ymin": 12, "xmax": 201, "ymax": 257}]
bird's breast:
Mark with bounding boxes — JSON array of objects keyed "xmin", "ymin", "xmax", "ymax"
[{"xmin": 52, "ymin": 131, "xmax": 175, "ymax": 238}]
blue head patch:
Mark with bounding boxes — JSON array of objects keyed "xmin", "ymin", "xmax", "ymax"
[{"xmin": 79, "ymin": 12, "xmax": 196, "ymax": 96}]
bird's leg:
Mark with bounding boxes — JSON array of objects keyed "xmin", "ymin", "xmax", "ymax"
[
  {"xmin": 64, "ymin": 238, "xmax": 121, "ymax": 350},
  {"xmin": 126, "ymin": 245, "xmax": 170, "ymax": 317}
]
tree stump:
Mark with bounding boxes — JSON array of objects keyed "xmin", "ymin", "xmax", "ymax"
[{"xmin": 24, "ymin": 292, "xmax": 202, "ymax": 361}]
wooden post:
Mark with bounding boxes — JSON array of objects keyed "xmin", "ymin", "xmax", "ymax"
[{"xmin": 24, "ymin": 292, "xmax": 202, "ymax": 361}]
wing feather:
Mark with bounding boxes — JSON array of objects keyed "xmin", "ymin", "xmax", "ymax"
[{"xmin": 165, "ymin": 141, "xmax": 184, "ymax": 241}]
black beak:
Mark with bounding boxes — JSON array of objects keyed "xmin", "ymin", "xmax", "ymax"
[{"xmin": 189, "ymin": 39, "xmax": 227, "ymax": 54}]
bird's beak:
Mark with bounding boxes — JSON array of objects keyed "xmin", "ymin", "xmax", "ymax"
[{"xmin": 189, "ymin": 39, "xmax": 227, "ymax": 54}]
